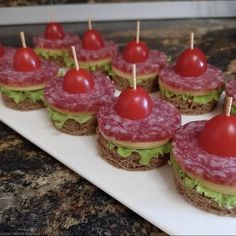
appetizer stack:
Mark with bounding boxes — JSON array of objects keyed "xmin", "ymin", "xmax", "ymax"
[
  {"xmin": 0, "ymin": 32, "xmax": 58, "ymax": 110},
  {"xmin": 1, "ymin": 20, "xmax": 235, "ymax": 218},
  {"xmin": 159, "ymin": 33, "xmax": 224, "ymax": 114},
  {"xmin": 111, "ymin": 21, "xmax": 167, "ymax": 92},
  {"xmin": 44, "ymin": 46, "xmax": 115, "ymax": 135},
  {"xmin": 97, "ymin": 65, "xmax": 181, "ymax": 170},
  {"xmin": 33, "ymin": 21, "xmax": 80, "ymax": 66},
  {"xmin": 171, "ymin": 97, "xmax": 236, "ymax": 216},
  {"xmin": 64, "ymin": 19, "xmax": 118, "ymax": 75}
]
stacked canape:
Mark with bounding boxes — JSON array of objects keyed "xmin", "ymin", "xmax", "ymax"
[
  {"xmin": 111, "ymin": 21, "xmax": 168, "ymax": 92},
  {"xmin": 171, "ymin": 97, "xmax": 236, "ymax": 216},
  {"xmin": 0, "ymin": 32, "xmax": 59, "ymax": 110},
  {"xmin": 159, "ymin": 33, "xmax": 224, "ymax": 114},
  {"xmin": 44, "ymin": 46, "xmax": 115, "ymax": 135},
  {"xmin": 33, "ymin": 21, "xmax": 80, "ymax": 66},
  {"xmin": 64, "ymin": 19, "xmax": 118, "ymax": 75},
  {"xmin": 225, "ymin": 77, "xmax": 236, "ymax": 114},
  {"xmin": 97, "ymin": 65, "xmax": 181, "ymax": 170}
]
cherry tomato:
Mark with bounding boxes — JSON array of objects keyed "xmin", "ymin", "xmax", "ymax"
[
  {"xmin": 198, "ymin": 114, "xmax": 236, "ymax": 156},
  {"xmin": 82, "ymin": 29, "xmax": 104, "ymax": 50},
  {"xmin": 63, "ymin": 68, "xmax": 95, "ymax": 93},
  {"xmin": 44, "ymin": 22, "xmax": 65, "ymax": 40},
  {"xmin": 14, "ymin": 48, "xmax": 41, "ymax": 72},
  {"xmin": 123, "ymin": 41, "xmax": 149, "ymax": 63},
  {"xmin": 175, "ymin": 48, "xmax": 207, "ymax": 77},
  {"xmin": 115, "ymin": 86, "xmax": 153, "ymax": 120},
  {"xmin": 0, "ymin": 45, "xmax": 4, "ymax": 57}
]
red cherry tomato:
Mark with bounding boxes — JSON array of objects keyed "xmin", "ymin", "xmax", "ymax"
[
  {"xmin": 44, "ymin": 22, "xmax": 65, "ymax": 40},
  {"xmin": 115, "ymin": 87, "xmax": 153, "ymax": 120},
  {"xmin": 198, "ymin": 114, "xmax": 236, "ymax": 156},
  {"xmin": 0, "ymin": 45, "xmax": 4, "ymax": 57},
  {"xmin": 175, "ymin": 48, "xmax": 207, "ymax": 77},
  {"xmin": 14, "ymin": 48, "xmax": 41, "ymax": 72},
  {"xmin": 123, "ymin": 41, "xmax": 149, "ymax": 63},
  {"xmin": 63, "ymin": 68, "xmax": 95, "ymax": 94},
  {"xmin": 82, "ymin": 29, "xmax": 104, "ymax": 50}
]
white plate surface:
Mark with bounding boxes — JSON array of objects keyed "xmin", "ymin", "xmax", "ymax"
[{"xmin": 0, "ymin": 95, "xmax": 235, "ymax": 235}]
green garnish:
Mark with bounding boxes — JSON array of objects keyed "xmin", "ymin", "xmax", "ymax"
[
  {"xmin": 160, "ymin": 86, "xmax": 222, "ymax": 105},
  {"xmin": 47, "ymin": 107, "xmax": 92, "ymax": 128},
  {"xmin": 107, "ymin": 142, "xmax": 171, "ymax": 165},
  {"xmin": 170, "ymin": 156, "xmax": 236, "ymax": 209},
  {"xmin": 1, "ymin": 87, "xmax": 44, "ymax": 104}
]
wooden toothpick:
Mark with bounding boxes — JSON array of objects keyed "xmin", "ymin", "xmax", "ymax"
[
  {"xmin": 71, "ymin": 46, "xmax": 79, "ymax": 70},
  {"xmin": 136, "ymin": 20, "xmax": 140, "ymax": 43},
  {"xmin": 225, "ymin": 97, "xmax": 233, "ymax": 116},
  {"xmin": 20, "ymin": 32, "xmax": 27, "ymax": 48},
  {"xmin": 88, "ymin": 17, "xmax": 92, "ymax": 30},
  {"xmin": 132, "ymin": 64, "xmax": 137, "ymax": 90},
  {"xmin": 190, "ymin": 32, "xmax": 194, "ymax": 49}
]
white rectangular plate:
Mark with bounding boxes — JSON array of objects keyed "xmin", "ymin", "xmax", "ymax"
[{"xmin": 0, "ymin": 95, "xmax": 235, "ymax": 235}]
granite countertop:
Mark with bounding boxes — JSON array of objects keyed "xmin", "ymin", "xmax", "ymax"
[{"xmin": 0, "ymin": 19, "xmax": 236, "ymax": 235}]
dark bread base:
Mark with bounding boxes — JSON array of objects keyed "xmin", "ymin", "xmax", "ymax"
[
  {"xmin": 111, "ymin": 74, "xmax": 158, "ymax": 92},
  {"xmin": 43, "ymin": 56, "xmax": 66, "ymax": 67},
  {"xmin": 160, "ymin": 92, "xmax": 217, "ymax": 115},
  {"xmin": 97, "ymin": 129, "xmax": 169, "ymax": 171},
  {"xmin": 51, "ymin": 115, "xmax": 97, "ymax": 136},
  {"xmin": 2, "ymin": 94, "xmax": 45, "ymax": 111},
  {"xmin": 174, "ymin": 169, "xmax": 236, "ymax": 216},
  {"xmin": 86, "ymin": 62, "xmax": 111, "ymax": 76}
]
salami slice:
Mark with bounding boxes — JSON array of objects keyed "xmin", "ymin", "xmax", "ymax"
[
  {"xmin": 33, "ymin": 33, "xmax": 80, "ymax": 49},
  {"xmin": 97, "ymin": 98, "xmax": 181, "ymax": 142},
  {"xmin": 0, "ymin": 60, "xmax": 59, "ymax": 88},
  {"xmin": 159, "ymin": 64, "xmax": 224, "ymax": 92},
  {"xmin": 74, "ymin": 41, "xmax": 118, "ymax": 61},
  {"xmin": 44, "ymin": 71, "xmax": 115, "ymax": 113},
  {"xmin": 112, "ymin": 50, "xmax": 168, "ymax": 75},
  {"xmin": 225, "ymin": 78, "xmax": 236, "ymax": 102},
  {"xmin": 172, "ymin": 121, "xmax": 236, "ymax": 187},
  {"xmin": 0, "ymin": 47, "xmax": 16, "ymax": 68}
]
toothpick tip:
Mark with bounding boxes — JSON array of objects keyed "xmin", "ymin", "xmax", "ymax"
[
  {"xmin": 190, "ymin": 32, "xmax": 194, "ymax": 49},
  {"xmin": 225, "ymin": 97, "xmax": 233, "ymax": 116},
  {"xmin": 71, "ymin": 45, "xmax": 79, "ymax": 70}
]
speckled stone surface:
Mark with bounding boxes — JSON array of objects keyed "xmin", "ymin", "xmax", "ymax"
[{"xmin": 0, "ymin": 19, "xmax": 236, "ymax": 235}]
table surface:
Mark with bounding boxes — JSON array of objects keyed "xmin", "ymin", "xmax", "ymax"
[{"xmin": 0, "ymin": 18, "xmax": 236, "ymax": 235}]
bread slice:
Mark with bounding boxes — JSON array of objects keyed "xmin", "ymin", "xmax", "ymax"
[
  {"xmin": 1, "ymin": 93, "xmax": 44, "ymax": 111},
  {"xmin": 160, "ymin": 92, "xmax": 217, "ymax": 115},
  {"xmin": 97, "ymin": 129, "xmax": 169, "ymax": 171},
  {"xmin": 174, "ymin": 168, "xmax": 236, "ymax": 216},
  {"xmin": 51, "ymin": 114, "xmax": 97, "ymax": 136},
  {"xmin": 111, "ymin": 74, "xmax": 158, "ymax": 92}
]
